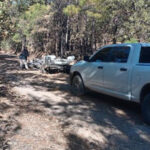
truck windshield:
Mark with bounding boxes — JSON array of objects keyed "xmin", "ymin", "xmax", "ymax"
[{"xmin": 139, "ymin": 47, "xmax": 150, "ymax": 63}]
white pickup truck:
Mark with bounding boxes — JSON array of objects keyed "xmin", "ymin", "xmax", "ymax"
[{"xmin": 70, "ymin": 43, "xmax": 150, "ymax": 124}]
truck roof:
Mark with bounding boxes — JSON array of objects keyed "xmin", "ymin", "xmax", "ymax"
[{"xmin": 105, "ymin": 43, "xmax": 150, "ymax": 47}]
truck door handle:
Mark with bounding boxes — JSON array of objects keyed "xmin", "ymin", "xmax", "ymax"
[
  {"xmin": 120, "ymin": 68, "xmax": 127, "ymax": 71},
  {"xmin": 98, "ymin": 66, "xmax": 103, "ymax": 69}
]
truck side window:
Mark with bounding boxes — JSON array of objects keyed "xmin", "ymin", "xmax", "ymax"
[
  {"xmin": 139, "ymin": 47, "xmax": 150, "ymax": 63},
  {"xmin": 109, "ymin": 46, "xmax": 130, "ymax": 63},
  {"xmin": 90, "ymin": 47, "xmax": 112, "ymax": 62}
]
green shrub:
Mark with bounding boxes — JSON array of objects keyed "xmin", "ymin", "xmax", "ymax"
[
  {"xmin": 125, "ymin": 38, "xmax": 138, "ymax": 43},
  {"xmin": 1, "ymin": 39, "xmax": 12, "ymax": 51}
]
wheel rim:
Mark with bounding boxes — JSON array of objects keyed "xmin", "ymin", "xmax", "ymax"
[{"xmin": 72, "ymin": 76, "xmax": 83, "ymax": 94}]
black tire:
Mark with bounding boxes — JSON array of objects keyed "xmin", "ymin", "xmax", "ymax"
[
  {"xmin": 71, "ymin": 74, "xmax": 85, "ymax": 96},
  {"xmin": 141, "ymin": 94, "xmax": 150, "ymax": 125}
]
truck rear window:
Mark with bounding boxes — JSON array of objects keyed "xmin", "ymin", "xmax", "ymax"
[{"xmin": 139, "ymin": 47, "xmax": 150, "ymax": 63}]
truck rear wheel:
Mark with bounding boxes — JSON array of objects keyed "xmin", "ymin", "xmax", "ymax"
[
  {"xmin": 71, "ymin": 75, "xmax": 85, "ymax": 96},
  {"xmin": 141, "ymin": 94, "xmax": 150, "ymax": 125}
]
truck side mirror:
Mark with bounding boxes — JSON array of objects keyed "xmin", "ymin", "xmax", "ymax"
[{"xmin": 84, "ymin": 56, "xmax": 90, "ymax": 62}]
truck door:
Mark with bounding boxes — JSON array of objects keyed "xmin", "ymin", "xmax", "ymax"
[
  {"xmin": 85, "ymin": 47, "xmax": 112, "ymax": 88},
  {"xmin": 103, "ymin": 46, "xmax": 132, "ymax": 94}
]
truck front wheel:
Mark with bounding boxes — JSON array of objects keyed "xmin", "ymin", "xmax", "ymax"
[
  {"xmin": 71, "ymin": 75, "xmax": 85, "ymax": 96},
  {"xmin": 141, "ymin": 94, "xmax": 150, "ymax": 125}
]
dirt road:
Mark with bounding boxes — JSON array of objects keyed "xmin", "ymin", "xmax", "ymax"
[{"xmin": 0, "ymin": 54, "xmax": 150, "ymax": 150}]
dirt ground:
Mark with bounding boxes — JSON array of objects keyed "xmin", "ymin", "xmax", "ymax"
[{"xmin": 0, "ymin": 53, "xmax": 150, "ymax": 150}]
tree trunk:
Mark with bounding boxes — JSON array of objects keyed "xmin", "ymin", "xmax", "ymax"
[
  {"xmin": 61, "ymin": 33, "xmax": 63, "ymax": 57},
  {"xmin": 113, "ymin": 38, "xmax": 117, "ymax": 44}
]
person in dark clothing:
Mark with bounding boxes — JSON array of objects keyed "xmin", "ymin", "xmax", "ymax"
[{"xmin": 19, "ymin": 46, "xmax": 29, "ymax": 69}]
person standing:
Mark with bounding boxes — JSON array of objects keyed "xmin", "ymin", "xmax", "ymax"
[{"xmin": 19, "ymin": 46, "xmax": 29, "ymax": 70}]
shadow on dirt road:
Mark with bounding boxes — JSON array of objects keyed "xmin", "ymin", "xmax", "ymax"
[{"xmin": 0, "ymin": 53, "xmax": 150, "ymax": 150}]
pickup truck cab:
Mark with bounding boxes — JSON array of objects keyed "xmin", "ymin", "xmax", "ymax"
[{"xmin": 70, "ymin": 43, "xmax": 150, "ymax": 124}]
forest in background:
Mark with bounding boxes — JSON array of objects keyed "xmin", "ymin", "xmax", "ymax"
[{"xmin": 0, "ymin": 0, "xmax": 150, "ymax": 57}]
